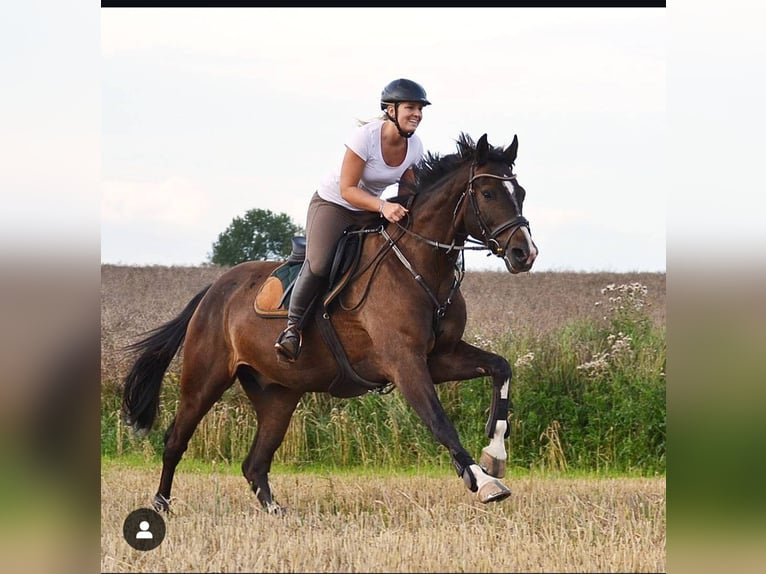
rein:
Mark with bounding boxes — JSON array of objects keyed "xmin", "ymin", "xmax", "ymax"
[
  {"xmin": 380, "ymin": 227, "xmax": 464, "ymax": 322},
  {"xmin": 373, "ymin": 161, "xmax": 530, "ymax": 326},
  {"xmin": 391, "ymin": 164, "xmax": 531, "ymax": 257}
]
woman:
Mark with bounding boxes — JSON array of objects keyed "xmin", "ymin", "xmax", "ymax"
[{"xmin": 274, "ymin": 78, "xmax": 431, "ymax": 363}]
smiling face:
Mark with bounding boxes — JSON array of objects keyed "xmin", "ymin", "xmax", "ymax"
[{"xmin": 387, "ymin": 101, "xmax": 424, "ymax": 133}]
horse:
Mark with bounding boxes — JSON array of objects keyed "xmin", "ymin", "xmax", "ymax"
[{"xmin": 121, "ymin": 132, "xmax": 539, "ymax": 514}]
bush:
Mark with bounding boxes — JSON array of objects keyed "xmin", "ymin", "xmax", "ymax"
[{"xmin": 101, "ymin": 278, "xmax": 665, "ymax": 475}]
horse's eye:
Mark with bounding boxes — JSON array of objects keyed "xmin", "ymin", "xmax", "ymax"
[{"xmin": 482, "ymin": 191, "xmax": 492, "ymax": 199}]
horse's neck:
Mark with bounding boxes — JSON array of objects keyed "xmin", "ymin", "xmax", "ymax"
[
  {"xmin": 398, "ymin": 176, "xmax": 466, "ymax": 282},
  {"xmin": 410, "ymin": 176, "xmax": 467, "ymax": 249}
]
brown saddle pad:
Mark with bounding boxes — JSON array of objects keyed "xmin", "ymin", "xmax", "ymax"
[
  {"xmin": 253, "ymin": 226, "xmax": 367, "ymax": 319},
  {"xmin": 254, "ymin": 262, "xmax": 301, "ymax": 318},
  {"xmin": 254, "ymin": 261, "xmax": 358, "ymax": 319}
]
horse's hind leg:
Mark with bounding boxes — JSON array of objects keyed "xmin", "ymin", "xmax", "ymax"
[
  {"xmin": 154, "ymin": 359, "xmax": 234, "ymax": 512},
  {"xmin": 239, "ymin": 379, "xmax": 303, "ymax": 515}
]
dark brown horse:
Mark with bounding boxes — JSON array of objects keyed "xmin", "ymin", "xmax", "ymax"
[{"xmin": 122, "ymin": 133, "xmax": 538, "ymax": 514}]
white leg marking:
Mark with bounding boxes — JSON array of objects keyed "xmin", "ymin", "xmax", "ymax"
[
  {"xmin": 470, "ymin": 464, "xmax": 501, "ymax": 491},
  {"xmin": 483, "ymin": 378, "xmax": 509, "ymax": 460},
  {"xmin": 484, "ymin": 420, "xmax": 508, "ymax": 461},
  {"xmin": 500, "ymin": 377, "xmax": 509, "ymax": 400}
]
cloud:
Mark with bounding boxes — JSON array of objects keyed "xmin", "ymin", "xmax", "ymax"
[
  {"xmin": 100, "ymin": 8, "xmax": 665, "ymax": 272},
  {"xmin": 102, "ymin": 177, "xmax": 209, "ymax": 228}
]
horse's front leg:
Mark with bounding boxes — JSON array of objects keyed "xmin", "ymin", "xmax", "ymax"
[
  {"xmin": 392, "ymin": 360, "xmax": 511, "ymax": 504},
  {"xmin": 428, "ymin": 340, "xmax": 512, "ymax": 480}
]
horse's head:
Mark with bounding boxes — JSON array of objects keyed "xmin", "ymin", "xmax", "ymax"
[
  {"xmin": 404, "ymin": 133, "xmax": 538, "ymax": 274},
  {"xmin": 460, "ymin": 133, "xmax": 538, "ymax": 274}
]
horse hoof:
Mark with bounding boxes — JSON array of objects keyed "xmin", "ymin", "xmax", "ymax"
[
  {"xmin": 480, "ymin": 448, "xmax": 507, "ymax": 479},
  {"xmin": 477, "ymin": 479, "xmax": 511, "ymax": 504},
  {"xmin": 263, "ymin": 501, "xmax": 287, "ymax": 516},
  {"xmin": 153, "ymin": 493, "xmax": 171, "ymax": 513}
]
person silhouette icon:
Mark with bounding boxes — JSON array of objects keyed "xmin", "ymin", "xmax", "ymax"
[
  {"xmin": 124, "ymin": 507, "xmax": 165, "ymax": 551},
  {"xmin": 135, "ymin": 520, "xmax": 153, "ymax": 540}
]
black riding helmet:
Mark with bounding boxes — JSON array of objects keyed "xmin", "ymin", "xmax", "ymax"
[{"xmin": 380, "ymin": 78, "xmax": 431, "ymax": 138}]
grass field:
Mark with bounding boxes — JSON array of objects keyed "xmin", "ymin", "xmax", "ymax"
[
  {"xmin": 101, "ymin": 461, "xmax": 665, "ymax": 573},
  {"xmin": 101, "ymin": 265, "xmax": 666, "ymax": 572},
  {"xmin": 100, "ymin": 265, "xmax": 666, "ymax": 382}
]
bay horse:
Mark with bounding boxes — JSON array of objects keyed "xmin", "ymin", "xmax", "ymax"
[{"xmin": 121, "ymin": 133, "xmax": 538, "ymax": 514}]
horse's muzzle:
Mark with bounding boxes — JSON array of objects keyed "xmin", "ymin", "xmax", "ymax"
[{"xmin": 503, "ymin": 245, "xmax": 538, "ymax": 274}]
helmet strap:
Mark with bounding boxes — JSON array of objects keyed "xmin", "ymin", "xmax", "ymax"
[{"xmin": 385, "ymin": 104, "xmax": 414, "ymax": 139}]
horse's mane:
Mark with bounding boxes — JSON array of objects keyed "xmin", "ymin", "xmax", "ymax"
[{"xmin": 412, "ymin": 132, "xmax": 511, "ymax": 193}]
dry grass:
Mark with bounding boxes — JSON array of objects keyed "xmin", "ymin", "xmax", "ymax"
[
  {"xmin": 100, "ymin": 265, "xmax": 665, "ymax": 383},
  {"xmin": 101, "ymin": 266, "xmax": 666, "ymax": 571},
  {"xmin": 101, "ymin": 463, "xmax": 665, "ymax": 573},
  {"xmin": 101, "ymin": 265, "xmax": 224, "ymax": 382},
  {"xmin": 461, "ymin": 270, "xmax": 665, "ymax": 343}
]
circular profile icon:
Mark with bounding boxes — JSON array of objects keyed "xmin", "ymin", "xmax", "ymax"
[{"xmin": 123, "ymin": 507, "xmax": 166, "ymax": 551}]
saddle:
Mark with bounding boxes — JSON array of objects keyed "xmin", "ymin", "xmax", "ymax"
[
  {"xmin": 254, "ymin": 231, "xmax": 362, "ymax": 317},
  {"xmin": 254, "ymin": 228, "xmax": 390, "ymax": 398}
]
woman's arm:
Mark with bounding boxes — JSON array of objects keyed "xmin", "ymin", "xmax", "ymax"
[
  {"xmin": 339, "ymin": 148, "xmax": 408, "ymax": 221},
  {"xmin": 339, "ymin": 147, "xmax": 378, "ymax": 212}
]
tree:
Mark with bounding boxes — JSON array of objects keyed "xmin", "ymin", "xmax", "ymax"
[{"xmin": 208, "ymin": 208, "xmax": 304, "ymax": 266}]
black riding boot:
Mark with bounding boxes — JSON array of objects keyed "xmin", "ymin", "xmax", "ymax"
[{"xmin": 274, "ymin": 264, "xmax": 325, "ymax": 363}]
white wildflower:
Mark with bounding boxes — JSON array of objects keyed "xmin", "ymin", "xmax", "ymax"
[
  {"xmin": 514, "ymin": 352, "xmax": 535, "ymax": 369},
  {"xmin": 576, "ymin": 351, "xmax": 610, "ymax": 379}
]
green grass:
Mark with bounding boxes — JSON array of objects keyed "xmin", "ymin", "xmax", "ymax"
[
  {"xmin": 102, "ymin": 280, "xmax": 665, "ymax": 477},
  {"xmin": 100, "ymin": 454, "xmax": 658, "ymax": 481}
]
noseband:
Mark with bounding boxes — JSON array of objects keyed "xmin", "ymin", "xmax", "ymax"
[
  {"xmin": 458, "ymin": 163, "xmax": 531, "ymax": 257},
  {"xmin": 375, "ymin": 161, "xmax": 533, "ymax": 325},
  {"xmin": 390, "ymin": 161, "xmax": 532, "ymax": 259}
]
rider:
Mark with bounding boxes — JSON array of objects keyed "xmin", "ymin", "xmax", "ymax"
[{"xmin": 274, "ymin": 78, "xmax": 431, "ymax": 363}]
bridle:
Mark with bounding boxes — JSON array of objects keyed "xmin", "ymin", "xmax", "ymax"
[
  {"xmin": 369, "ymin": 160, "xmax": 533, "ymax": 325},
  {"xmin": 459, "ymin": 163, "xmax": 531, "ymax": 258},
  {"xmin": 388, "ymin": 161, "xmax": 532, "ymax": 259}
]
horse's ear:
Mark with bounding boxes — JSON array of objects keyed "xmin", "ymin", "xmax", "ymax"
[
  {"xmin": 504, "ymin": 135, "xmax": 518, "ymax": 165},
  {"xmin": 476, "ymin": 133, "xmax": 489, "ymax": 166}
]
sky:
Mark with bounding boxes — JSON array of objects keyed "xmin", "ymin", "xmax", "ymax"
[{"xmin": 99, "ymin": 7, "xmax": 667, "ymax": 273}]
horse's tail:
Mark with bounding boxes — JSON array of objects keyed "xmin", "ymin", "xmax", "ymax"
[{"xmin": 121, "ymin": 284, "xmax": 212, "ymax": 435}]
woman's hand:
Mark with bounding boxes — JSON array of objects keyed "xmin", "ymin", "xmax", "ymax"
[{"xmin": 380, "ymin": 199, "xmax": 408, "ymax": 223}]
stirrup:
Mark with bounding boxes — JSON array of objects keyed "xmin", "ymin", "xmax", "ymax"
[{"xmin": 274, "ymin": 325, "xmax": 303, "ymax": 363}]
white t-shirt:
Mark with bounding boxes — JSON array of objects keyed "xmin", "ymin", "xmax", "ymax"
[{"xmin": 316, "ymin": 119, "xmax": 424, "ymax": 211}]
